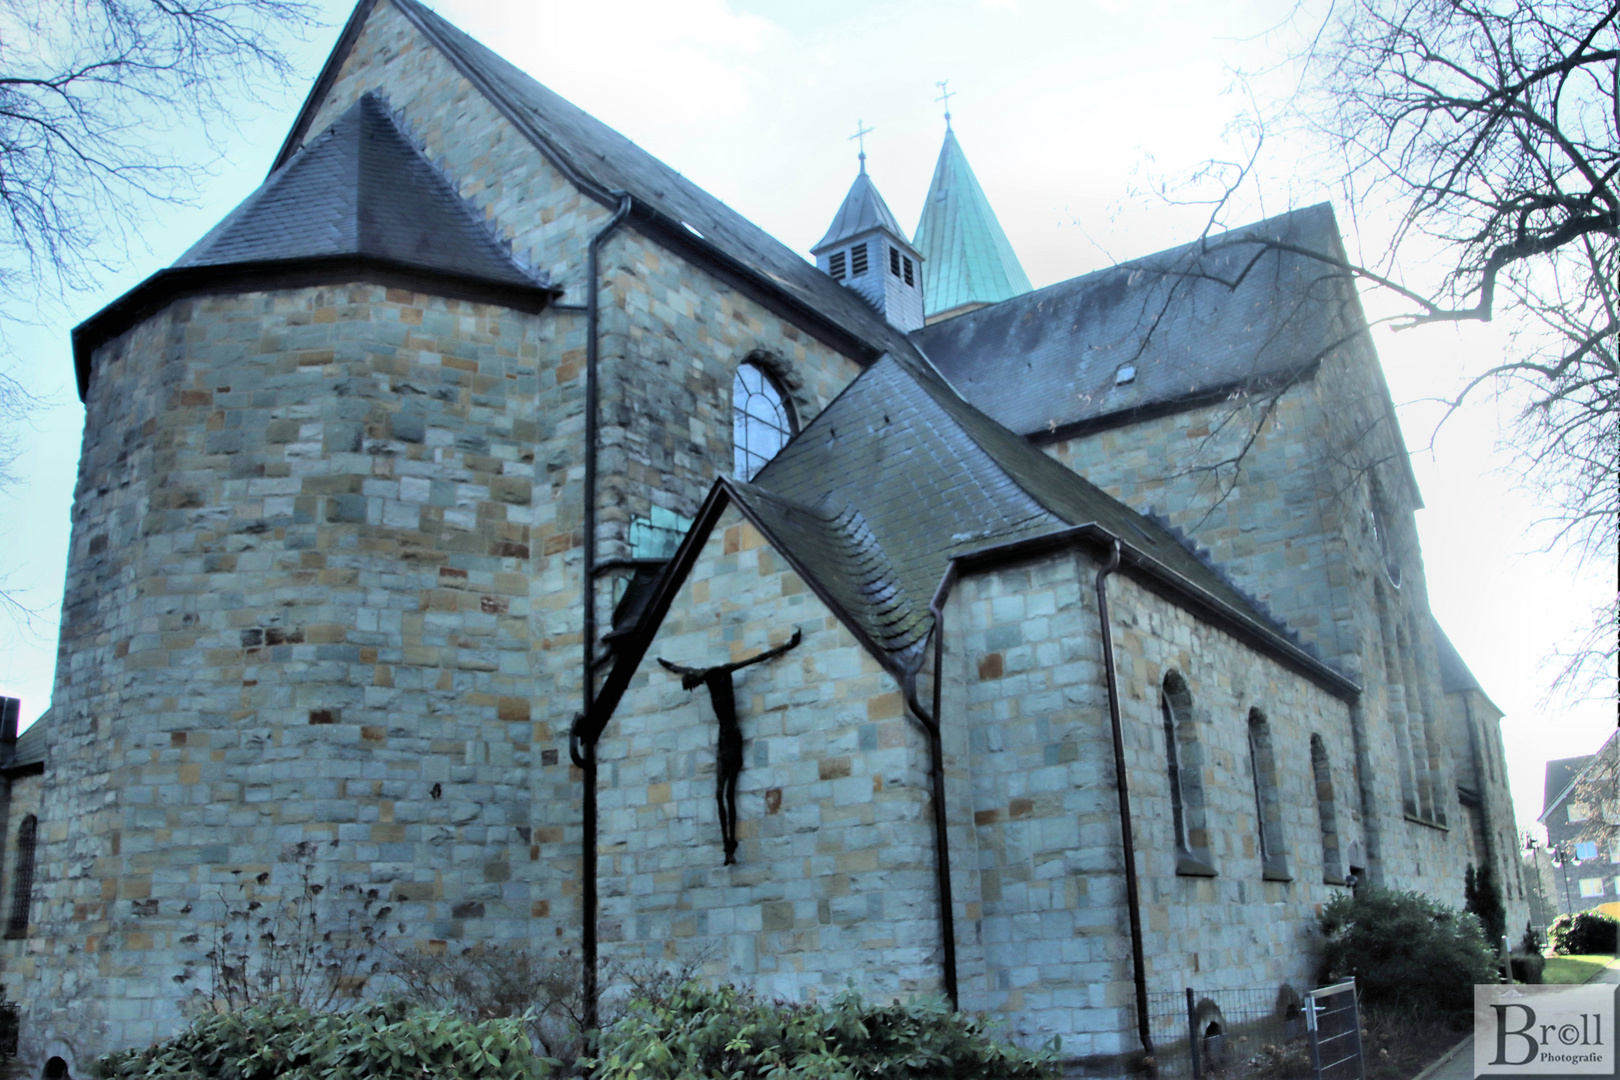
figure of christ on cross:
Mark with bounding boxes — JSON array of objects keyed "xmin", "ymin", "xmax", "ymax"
[{"xmin": 658, "ymin": 629, "xmax": 802, "ymax": 865}]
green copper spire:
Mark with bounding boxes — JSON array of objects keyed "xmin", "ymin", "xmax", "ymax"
[{"xmin": 913, "ymin": 129, "xmax": 1032, "ymax": 320}]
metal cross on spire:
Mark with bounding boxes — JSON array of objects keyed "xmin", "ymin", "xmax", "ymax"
[
  {"xmin": 935, "ymin": 80, "xmax": 954, "ymax": 131},
  {"xmin": 849, "ymin": 119, "xmax": 873, "ymax": 173}
]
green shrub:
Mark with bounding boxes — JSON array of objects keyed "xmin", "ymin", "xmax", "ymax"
[
  {"xmin": 94, "ymin": 999, "xmax": 550, "ymax": 1079},
  {"xmin": 1319, "ymin": 887, "xmax": 1496, "ymax": 1013},
  {"xmin": 1509, "ymin": 953, "xmax": 1545, "ymax": 984},
  {"xmin": 1548, "ymin": 910, "xmax": 1619, "ymax": 955},
  {"xmin": 1464, "ymin": 864, "xmax": 1507, "ymax": 948},
  {"xmin": 591, "ymin": 980, "xmax": 1055, "ymax": 1080}
]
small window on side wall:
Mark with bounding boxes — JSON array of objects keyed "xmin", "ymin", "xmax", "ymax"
[
  {"xmin": 6, "ymin": 814, "xmax": 37, "ymax": 939},
  {"xmin": 1311, "ymin": 734, "xmax": 1346, "ymax": 884},
  {"xmin": 733, "ymin": 362, "xmax": 796, "ymax": 481},
  {"xmin": 1248, "ymin": 709, "xmax": 1291, "ymax": 882},
  {"xmin": 1162, "ymin": 672, "xmax": 1215, "ymax": 877}
]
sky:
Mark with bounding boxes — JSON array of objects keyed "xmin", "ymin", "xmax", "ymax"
[{"xmin": 0, "ymin": 0, "xmax": 1611, "ymax": 838}]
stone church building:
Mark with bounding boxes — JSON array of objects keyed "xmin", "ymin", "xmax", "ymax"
[{"xmin": 0, "ymin": 0, "xmax": 1526, "ymax": 1072}]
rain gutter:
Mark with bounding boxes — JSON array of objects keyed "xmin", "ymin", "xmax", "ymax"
[{"xmin": 572, "ymin": 191, "xmax": 632, "ymax": 1033}]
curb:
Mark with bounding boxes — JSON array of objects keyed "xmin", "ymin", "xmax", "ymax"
[{"xmin": 1409, "ymin": 1035, "xmax": 1471, "ymax": 1080}]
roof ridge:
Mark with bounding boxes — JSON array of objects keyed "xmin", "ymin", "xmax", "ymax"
[
  {"xmin": 354, "ymin": 93, "xmax": 550, "ymax": 287},
  {"xmin": 174, "ymin": 93, "xmax": 544, "ymax": 289},
  {"xmin": 175, "ymin": 105, "xmax": 357, "ymax": 268}
]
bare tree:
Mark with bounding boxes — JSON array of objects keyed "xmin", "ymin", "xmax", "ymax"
[
  {"xmin": 1305, "ymin": 0, "xmax": 1616, "ymax": 548},
  {"xmin": 0, "ymin": 0, "xmax": 316, "ymax": 617},
  {"xmin": 1147, "ymin": 0, "xmax": 1615, "ymax": 688},
  {"xmin": 0, "ymin": 0, "xmax": 317, "ymax": 309}
]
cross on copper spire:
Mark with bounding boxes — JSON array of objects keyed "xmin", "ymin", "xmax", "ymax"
[
  {"xmin": 935, "ymin": 80, "xmax": 954, "ymax": 131},
  {"xmin": 849, "ymin": 120, "xmax": 873, "ymax": 173}
]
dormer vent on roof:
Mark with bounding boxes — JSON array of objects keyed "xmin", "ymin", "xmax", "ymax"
[{"xmin": 811, "ymin": 162, "xmax": 925, "ymax": 334}]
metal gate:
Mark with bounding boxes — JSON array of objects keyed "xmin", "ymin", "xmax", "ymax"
[{"xmin": 1305, "ymin": 979, "xmax": 1364, "ymax": 1080}]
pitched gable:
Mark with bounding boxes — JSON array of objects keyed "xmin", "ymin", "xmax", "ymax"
[{"xmin": 274, "ymin": 0, "xmax": 923, "ymax": 364}]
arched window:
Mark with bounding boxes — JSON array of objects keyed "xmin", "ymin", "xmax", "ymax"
[
  {"xmin": 6, "ymin": 814, "xmax": 37, "ymax": 939},
  {"xmin": 1247, "ymin": 710, "xmax": 1290, "ymax": 881},
  {"xmin": 732, "ymin": 362, "xmax": 795, "ymax": 481},
  {"xmin": 1310, "ymin": 734, "xmax": 1345, "ymax": 884},
  {"xmin": 1161, "ymin": 672, "xmax": 1214, "ymax": 876}
]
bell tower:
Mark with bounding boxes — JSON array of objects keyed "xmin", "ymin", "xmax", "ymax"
[{"xmin": 812, "ymin": 124, "xmax": 925, "ymax": 333}]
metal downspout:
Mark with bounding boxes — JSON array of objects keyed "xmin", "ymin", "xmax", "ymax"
[
  {"xmin": 898, "ymin": 564, "xmax": 963, "ymax": 1009},
  {"xmin": 575, "ymin": 192, "xmax": 633, "ymax": 1034},
  {"xmin": 1095, "ymin": 540, "xmax": 1154, "ymax": 1061}
]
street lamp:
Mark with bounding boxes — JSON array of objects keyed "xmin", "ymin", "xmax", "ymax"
[{"xmin": 1523, "ymin": 835, "xmax": 1576, "ymax": 921}]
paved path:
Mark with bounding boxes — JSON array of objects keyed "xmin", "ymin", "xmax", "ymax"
[{"xmin": 1412, "ymin": 957, "xmax": 1620, "ymax": 1080}]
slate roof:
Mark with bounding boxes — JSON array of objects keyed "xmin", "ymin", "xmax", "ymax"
[
  {"xmin": 283, "ymin": 0, "xmax": 923, "ymax": 364},
  {"xmin": 72, "ymin": 91, "xmax": 554, "ymax": 398},
  {"xmin": 736, "ymin": 355, "xmax": 1356, "ymax": 696},
  {"xmin": 11, "ymin": 719, "xmax": 45, "ymax": 770},
  {"xmin": 1540, "ymin": 729, "xmax": 1620, "ymax": 822},
  {"xmin": 1431, "ymin": 619, "xmax": 1502, "ymax": 712},
  {"xmin": 912, "ymin": 129, "xmax": 1032, "ymax": 317},
  {"xmin": 177, "ymin": 94, "xmax": 540, "ymax": 288},
  {"xmin": 912, "ymin": 203, "xmax": 1352, "ymax": 437},
  {"xmin": 1543, "ymin": 755, "xmax": 1592, "ymax": 817},
  {"xmin": 813, "ymin": 169, "xmax": 914, "ymax": 254}
]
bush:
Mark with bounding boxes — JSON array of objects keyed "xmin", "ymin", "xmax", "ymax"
[
  {"xmin": 591, "ymin": 980, "xmax": 1055, "ymax": 1080},
  {"xmin": 94, "ymin": 999, "xmax": 550, "ymax": 1079},
  {"xmin": 1548, "ymin": 910, "xmax": 1619, "ymax": 955},
  {"xmin": 388, "ymin": 944, "xmax": 711, "ymax": 1066},
  {"xmin": 1509, "ymin": 953, "xmax": 1545, "ymax": 984},
  {"xmin": 1464, "ymin": 864, "xmax": 1507, "ymax": 948},
  {"xmin": 1319, "ymin": 887, "xmax": 1496, "ymax": 1013}
]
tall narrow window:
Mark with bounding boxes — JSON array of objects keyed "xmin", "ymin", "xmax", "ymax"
[
  {"xmin": 889, "ymin": 246, "xmax": 901, "ymax": 276},
  {"xmin": 1310, "ymin": 735, "xmax": 1345, "ymax": 884},
  {"xmin": 1162, "ymin": 693, "xmax": 1188, "ymax": 851},
  {"xmin": 6, "ymin": 815, "xmax": 37, "ymax": 939},
  {"xmin": 902, "ymin": 256, "xmax": 914, "ymax": 286},
  {"xmin": 1248, "ymin": 710, "xmax": 1290, "ymax": 881},
  {"xmin": 1162, "ymin": 671, "xmax": 1215, "ymax": 876},
  {"xmin": 828, "ymin": 251, "xmax": 847, "ymax": 280},
  {"xmin": 732, "ymin": 362, "xmax": 795, "ymax": 481}
]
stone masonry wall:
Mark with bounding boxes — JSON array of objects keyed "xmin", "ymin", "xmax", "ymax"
[
  {"xmin": 301, "ymin": 0, "xmax": 865, "ymax": 538},
  {"xmin": 596, "ymin": 230, "xmax": 864, "ymax": 566},
  {"xmin": 0, "ymin": 773, "xmax": 42, "ymax": 936},
  {"xmin": 15, "ymin": 286, "xmax": 561, "ymax": 1063},
  {"xmin": 294, "ymin": 0, "xmax": 866, "ymax": 952},
  {"xmin": 1046, "ymin": 331, "xmax": 1479, "ymax": 907},
  {"xmin": 303, "ymin": 0, "xmax": 613, "ymax": 307},
  {"xmin": 595, "ymin": 505, "xmax": 943, "ymax": 1001},
  {"xmin": 1442, "ymin": 688, "xmax": 1531, "ymax": 935},
  {"xmin": 942, "ymin": 551, "xmax": 1360, "ymax": 1057}
]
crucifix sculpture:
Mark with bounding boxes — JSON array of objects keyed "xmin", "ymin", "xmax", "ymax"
[{"xmin": 658, "ymin": 628, "xmax": 802, "ymax": 865}]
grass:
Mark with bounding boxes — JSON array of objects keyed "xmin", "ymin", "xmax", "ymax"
[{"xmin": 1542, "ymin": 954, "xmax": 1616, "ymax": 984}]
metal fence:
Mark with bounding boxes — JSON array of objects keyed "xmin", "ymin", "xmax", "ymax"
[{"xmin": 1144, "ymin": 982, "xmax": 1362, "ymax": 1080}]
